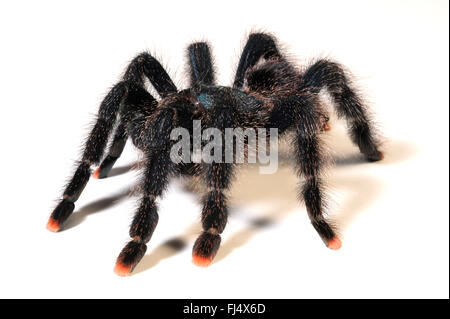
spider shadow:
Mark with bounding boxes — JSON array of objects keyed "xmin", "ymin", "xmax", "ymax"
[
  {"xmin": 333, "ymin": 140, "xmax": 419, "ymax": 167},
  {"xmin": 132, "ymin": 223, "xmax": 202, "ymax": 275},
  {"xmin": 60, "ymin": 163, "xmax": 137, "ymax": 231},
  {"xmin": 212, "ymin": 173, "xmax": 384, "ymax": 264},
  {"xmin": 75, "ymin": 131, "xmax": 417, "ymax": 273},
  {"xmin": 214, "ymin": 137, "xmax": 419, "ymax": 264},
  {"xmin": 129, "ymin": 136, "xmax": 418, "ymax": 272},
  {"xmin": 213, "ymin": 204, "xmax": 294, "ymax": 265},
  {"xmin": 62, "ymin": 187, "xmax": 133, "ymax": 231},
  {"xmin": 106, "ymin": 163, "xmax": 135, "ymax": 178}
]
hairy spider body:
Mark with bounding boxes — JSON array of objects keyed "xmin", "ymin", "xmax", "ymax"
[{"xmin": 47, "ymin": 33, "xmax": 383, "ymax": 276}]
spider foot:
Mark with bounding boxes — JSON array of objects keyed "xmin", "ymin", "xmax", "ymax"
[
  {"xmin": 46, "ymin": 218, "xmax": 60, "ymax": 232},
  {"xmin": 92, "ymin": 155, "xmax": 118, "ymax": 179},
  {"xmin": 192, "ymin": 231, "xmax": 221, "ymax": 267},
  {"xmin": 92, "ymin": 167, "xmax": 102, "ymax": 179},
  {"xmin": 46, "ymin": 199, "xmax": 75, "ymax": 232},
  {"xmin": 114, "ymin": 240, "xmax": 147, "ymax": 276},
  {"xmin": 327, "ymin": 237, "xmax": 342, "ymax": 250},
  {"xmin": 366, "ymin": 150, "xmax": 384, "ymax": 162}
]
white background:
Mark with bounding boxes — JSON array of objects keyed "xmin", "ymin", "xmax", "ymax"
[{"xmin": 0, "ymin": 0, "xmax": 448, "ymax": 298}]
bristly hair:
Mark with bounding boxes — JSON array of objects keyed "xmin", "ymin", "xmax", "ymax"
[{"xmin": 48, "ymin": 31, "xmax": 383, "ymax": 274}]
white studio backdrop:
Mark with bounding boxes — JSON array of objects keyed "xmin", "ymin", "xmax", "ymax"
[{"xmin": 0, "ymin": 0, "xmax": 448, "ymax": 298}]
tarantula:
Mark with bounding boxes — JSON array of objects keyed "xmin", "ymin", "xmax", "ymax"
[{"xmin": 47, "ymin": 32, "xmax": 383, "ymax": 276}]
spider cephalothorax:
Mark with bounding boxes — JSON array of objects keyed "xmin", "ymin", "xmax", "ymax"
[{"xmin": 47, "ymin": 32, "xmax": 383, "ymax": 276}]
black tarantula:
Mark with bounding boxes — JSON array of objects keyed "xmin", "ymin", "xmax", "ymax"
[{"xmin": 47, "ymin": 32, "xmax": 383, "ymax": 276}]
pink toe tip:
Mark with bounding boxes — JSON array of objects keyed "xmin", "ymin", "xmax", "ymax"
[
  {"xmin": 192, "ymin": 254, "xmax": 212, "ymax": 267},
  {"xmin": 327, "ymin": 237, "xmax": 342, "ymax": 250},
  {"xmin": 114, "ymin": 262, "xmax": 132, "ymax": 277},
  {"xmin": 46, "ymin": 218, "xmax": 60, "ymax": 232},
  {"xmin": 92, "ymin": 168, "xmax": 101, "ymax": 179}
]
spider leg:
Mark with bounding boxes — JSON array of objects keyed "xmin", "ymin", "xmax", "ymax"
[
  {"xmin": 302, "ymin": 59, "xmax": 383, "ymax": 161},
  {"xmin": 233, "ymin": 32, "xmax": 281, "ymax": 89},
  {"xmin": 114, "ymin": 152, "xmax": 172, "ymax": 276},
  {"xmin": 92, "ymin": 83, "xmax": 160, "ymax": 179},
  {"xmin": 192, "ymin": 162, "xmax": 232, "ymax": 267},
  {"xmin": 187, "ymin": 42, "xmax": 216, "ymax": 87},
  {"xmin": 93, "ymin": 53, "xmax": 178, "ymax": 178},
  {"xmin": 48, "ymin": 53, "xmax": 176, "ymax": 232},
  {"xmin": 123, "ymin": 52, "xmax": 177, "ymax": 98},
  {"xmin": 92, "ymin": 122, "xmax": 127, "ymax": 179},
  {"xmin": 293, "ymin": 94, "xmax": 341, "ymax": 249},
  {"xmin": 47, "ymin": 82, "xmax": 128, "ymax": 232},
  {"xmin": 266, "ymin": 93, "xmax": 340, "ymax": 248},
  {"xmin": 192, "ymin": 105, "xmax": 236, "ymax": 267},
  {"xmin": 114, "ymin": 105, "xmax": 182, "ymax": 276}
]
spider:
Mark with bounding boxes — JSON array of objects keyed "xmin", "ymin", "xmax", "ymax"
[{"xmin": 47, "ymin": 32, "xmax": 383, "ymax": 276}]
